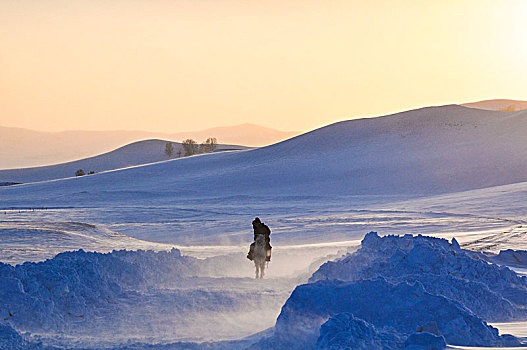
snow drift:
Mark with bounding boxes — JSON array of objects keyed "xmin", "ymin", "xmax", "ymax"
[
  {"xmin": 0, "ymin": 248, "xmax": 291, "ymax": 346},
  {"xmin": 0, "ymin": 248, "xmax": 199, "ymax": 333},
  {"xmin": 254, "ymin": 233, "xmax": 526, "ymax": 349},
  {"xmin": 311, "ymin": 232, "xmax": 527, "ymax": 322}
]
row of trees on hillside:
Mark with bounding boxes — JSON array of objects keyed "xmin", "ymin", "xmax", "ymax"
[{"xmin": 164, "ymin": 138, "xmax": 217, "ymax": 158}]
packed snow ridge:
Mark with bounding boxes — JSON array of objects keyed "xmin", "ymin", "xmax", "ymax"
[{"xmin": 255, "ymin": 232, "xmax": 526, "ymax": 349}]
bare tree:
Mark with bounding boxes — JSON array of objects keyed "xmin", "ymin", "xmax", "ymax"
[
  {"xmin": 199, "ymin": 137, "xmax": 218, "ymax": 153},
  {"xmin": 165, "ymin": 142, "xmax": 174, "ymax": 157},
  {"xmin": 182, "ymin": 139, "xmax": 198, "ymax": 156}
]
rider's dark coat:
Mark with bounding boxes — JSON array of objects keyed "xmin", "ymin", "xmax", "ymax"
[
  {"xmin": 253, "ymin": 217, "xmax": 271, "ymax": 250},
  {"xmin": 247, "ymin": 217, "xmax": 272, "ymax": 261}
]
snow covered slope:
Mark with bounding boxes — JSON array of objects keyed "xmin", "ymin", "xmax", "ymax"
[
  {"xmin": 0, "ymin": 124, "xmax": 295, "ymax": 169},
  {"xmin": 462, "ymin": 99, "xmax": 527, "ymax": 112},
  {"xmin": 3, "ymin": 105, "xmax": 527, "ymax": 208},
  {"xmin": 0, "ymin": 139, "xmax": 248, "ymax": 184}
]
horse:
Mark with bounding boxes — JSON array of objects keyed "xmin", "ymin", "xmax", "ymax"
[{"xmin": 253, "ymin": 234, "xmax": 267, "ymax": 279}]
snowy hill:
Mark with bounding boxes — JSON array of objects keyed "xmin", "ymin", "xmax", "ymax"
[
  {"xmin": 0, "ymin": 139, "xmax": 249, "ymax": 184},
  {"xmin": 0, "ymin": 124, "xmax": 296, "ymax": 169},
  {"xmin": 461, "ymin": 99, "xmax": 527, "ymax": 112},
  {"xmin": 3, "ymin": 105, "xmax": 527, "ymax": 208}
]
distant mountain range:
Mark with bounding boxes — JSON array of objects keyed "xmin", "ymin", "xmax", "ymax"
[
  {"xmin": 461, "ymin": 99, "xmax": 527, "ymax": 112},
  {"xmin": 0, "ymin": 123, "xmax": 298, "ymax": 169},
  {"xmin": 0, "ymin": 139, "xmax": 249, "ymax": 184}
]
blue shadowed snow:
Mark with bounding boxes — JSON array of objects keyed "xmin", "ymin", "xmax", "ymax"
[
  {"xmin": 311, "ymin": 232, "xmax": 527, "ymax": 322},
  {"xmin": 0, "ymin": 248, "xmax": 297, "ymax": 348},
  {"xmin": 0, "ymin": 323, "xmax": 48, "ymax": 350},
  {"xmin": 253, "ymin": 233, "xmax": 526, "ymax": 349},
  {"xmin": 315, "ymin": 312, "xmax": 402, "ymax": 349}
]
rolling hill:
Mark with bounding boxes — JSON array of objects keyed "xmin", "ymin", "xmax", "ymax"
[
  {"xmin": 0, "ymin": 139, "xmax": 249, "ymax": 184},
  {"xmin": 0, "ymin": 124, "xmax": 297, "ymax": 169},
  {"xmin": 461, "ymin": 99, "xmax": 527, "ymax": 112},
  {"xmin": 3, "ymin": 104, "xmax": 527, "ymax": 208}
]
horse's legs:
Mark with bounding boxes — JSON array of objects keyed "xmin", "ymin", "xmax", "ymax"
[
  {"xmin": 255, "ymin": 264, "xmax": 259, "ymax": 279},
  {"xmin": 255, "ymin": 262, "xmax": 264, "ymax": 279}
]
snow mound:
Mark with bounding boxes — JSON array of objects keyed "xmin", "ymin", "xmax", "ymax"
[
  {"xmin": 264, "ymin": 278, "xmax": 517, "ymax": 349},
  {"xmin": 0, "ymin": 248, "xmax": 200, "ymax": 332},
  {"xmin": 0, "ymin": 248, "xmax": 269, "ymax": 337},
  {"xmin": 254, "ymin": 233, "xmax": 525, "ymax": 349},
  {"xmin": 0, "ymin": 248, "xmax": 297, "ymax": 348},
  {"xmin": 311, "ymin": 232, "xmax": 527, "ymax": 322}
]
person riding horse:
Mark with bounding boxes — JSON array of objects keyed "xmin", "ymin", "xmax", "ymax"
[{"xmin": 247, "ymin": 217, "xmax": 272, "ymax": 262}]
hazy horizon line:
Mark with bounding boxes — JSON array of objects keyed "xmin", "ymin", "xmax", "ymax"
[{"xmin": 2, "ymin": 98, "xmax": 526, "ymax": 135}]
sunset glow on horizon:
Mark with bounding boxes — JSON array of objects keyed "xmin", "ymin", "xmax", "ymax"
[{"xmin": 1, "ymin": 0, "xmax": 526, "ymax": 133}]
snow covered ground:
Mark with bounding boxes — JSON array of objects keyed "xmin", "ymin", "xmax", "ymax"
[
  {"xmin": 2, "ymin": 105, "xmax": 527, "ymax": 348},
  {"xmin": 2, "ymin": 191, "xmax": 526, "ymax": 349}
]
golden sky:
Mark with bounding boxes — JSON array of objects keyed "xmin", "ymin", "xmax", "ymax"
[{"xmin": 1, "ymin": 0, "xmax": 526, "ymax": 133}]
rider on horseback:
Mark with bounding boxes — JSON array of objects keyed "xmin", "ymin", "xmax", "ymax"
[{"xmin": 247, "ymin": 217, "xmax": 272, "ymax": 262}]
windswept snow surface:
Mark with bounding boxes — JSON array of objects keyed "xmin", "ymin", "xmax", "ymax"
[
  {"xmin": 255, "ymin": 233, "xmax": 526, "ymax": 349},
  {"xmin": 0, "ymin": 248, "xmax": 302, "ymax": 348},
  {"xmin": 0, "ymin": 221, "xmax": 175, "ymax": 265},
  {"xmin": 388, "ymin": 181, "xmax": 527, "ymax": 253}
]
